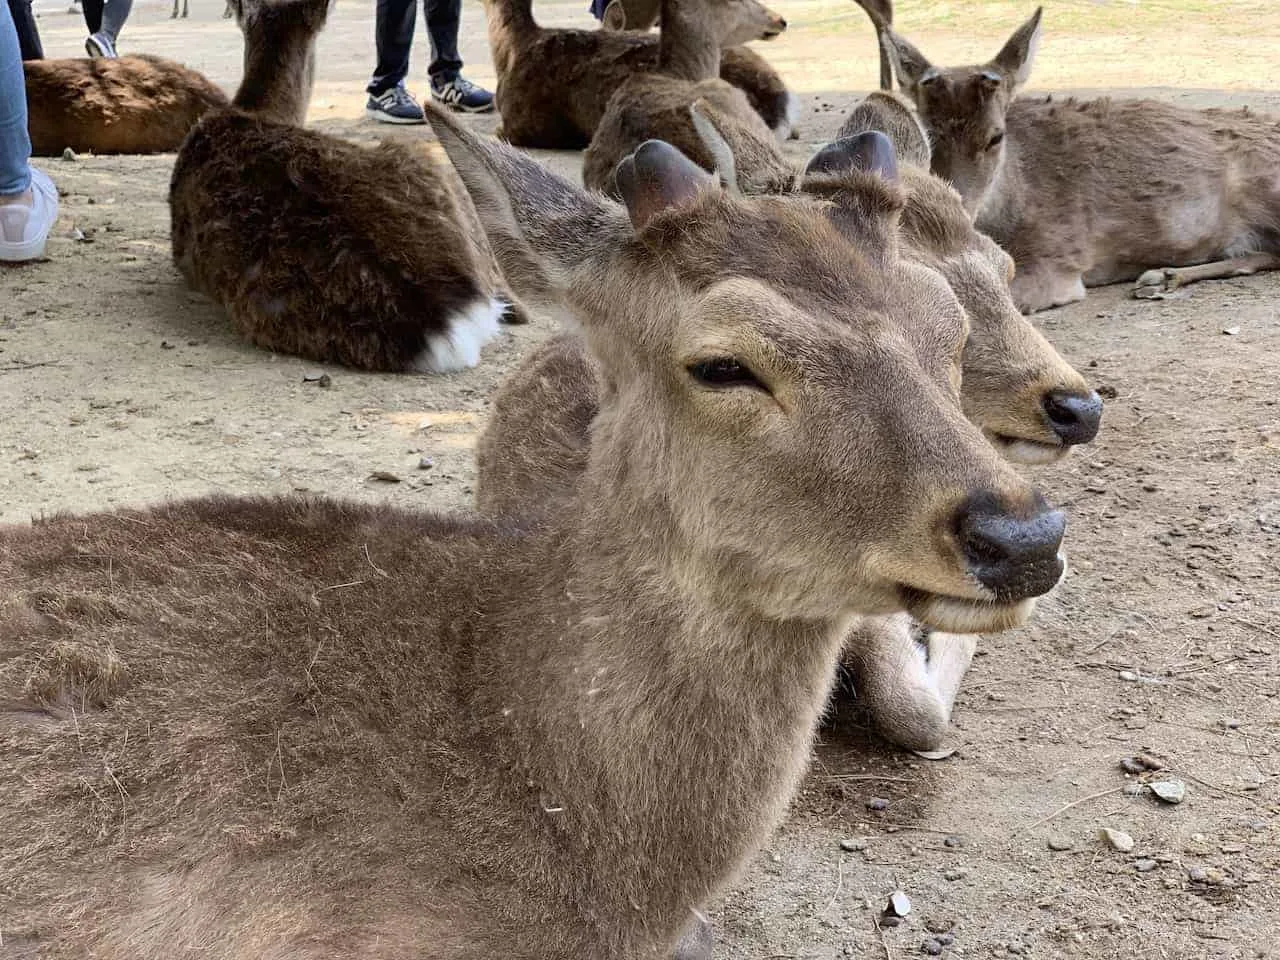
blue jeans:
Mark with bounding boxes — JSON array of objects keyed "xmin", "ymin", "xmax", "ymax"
[
  {"xmin": 366, "ymin": 0, "xmax": 463, "ymax": 95},
  {"xmin": 0, "ymin": 0, "xmax": 32, "ymax": 196}
]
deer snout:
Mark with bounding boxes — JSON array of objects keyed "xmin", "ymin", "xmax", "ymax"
[
  {"xmin": 953, "ymin": 491, "xmax": 1066, "ymax": 602},
  {"xmin": 762, "ymin": 13, "xmax": 786, "ymax": 37},
  {"xmin": 1042, "ymin": 389, "xmax": 1103, "ymax": 446}
]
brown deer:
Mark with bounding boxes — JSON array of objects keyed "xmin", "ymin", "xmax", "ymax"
[
  {"xmin": 0, "ymin": 96, "xmax": 1071, "ymax": 958},
  {"xmin": 880, "ymin": 6, "xmax": 1280, "ymax": 311},
  {"xmin": 476, "ymin": 92, "xmax": 1098, "ymax": 765},
  {"xmin": 169, "ymin": 0, "xmax": 527, "ymax": 373},
  {"xmin": 23, "ymin": 55, "xmax": 228, "ymax": 156},
  {"xmin": 582, "ymin": 0, "xmax": 794, "ymax": 195},
  {"xmin": 486, "ymin": 0, "xmax": 798, "ymax": 149}
]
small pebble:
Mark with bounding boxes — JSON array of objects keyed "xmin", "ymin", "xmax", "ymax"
[
  {"xmin": 943, "ymin": 868, "xmax": 967, "ymax": 881},
  {"xmin": 1136, "ymin": 753, "xmax": 1165, "ymax": 771},
  {"xmin": 61, "ymin": 147, "xmax": 78, "ymax": 161},
  {"xmin": 417, "ymin": 455, "xmax": 435, "ymax": 470},
  {"xmin": 925, "ymin": 918, "xmax": 954, "ymax": 935},
  {"xmin": 302, "ymin": 372, "xmax": 332, "ymax": 387},
  {"xmin": 1222, "ymin": 326, "xmax": 1241, "ymax": 335},
  {"xmin": 943, "ymin": 835, "xmax": 964, "ymax": 849},
  {"xmin": 1047, "ymin": 835, "xmax": 1073, "ymax": 852},
  {"xmin": 936, "ymin": 933, "xmax": 955, "ymax": 946},
  {"xmin": 887, "ymin": 891, "xmax": 912, "ymax": 917},
  {"xmin": 1120, "ymin": 757, "xmax": 1146, "ymax": 774},
  {"xmin": 840, "ymin": 838, "xmax": 867, "ymax": 852},
  {"xmin": 867, "ymin": 797, "xmax": 890, "ymax": 812},
  {"xmin": 1220, "ymin": 718, "xmax": 1241, "ymax": 730},
  {"xmin": 1134, "ymin": 858, "xmax": 1158, "ymax": 873},
  {"xmin": 1149, "ymin": 779, "xmax": 1186, "ymax": 804},
  {"xmin": 1100, "ymin": 828, "xmax": 1135, "ymax": 853},
  {"xmin": 880, "ymin": 916, "xmax": 902, "ymax": 929},
  {"xmin": 368, "ymin": 471, "xmax": 401, "ymax": 484},
  {"xmin": 921, "ymin": 939, "xmax": 943, "ymax": 956}
]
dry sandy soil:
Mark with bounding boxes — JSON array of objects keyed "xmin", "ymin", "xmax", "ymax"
[{"xmin": 4, "ymin": 0, "xmax": 1279, "ymax": 957}]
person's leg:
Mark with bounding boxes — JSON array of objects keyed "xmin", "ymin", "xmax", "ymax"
[
  {"xmin": 0, "ymin": 0, "xmax": 59, "ymax": 262},
  {"xmin": 367, "ymin": 0, "xmax": 415, "ymax": 96},
  {"xmin": 7, "ymin": 0, "xmax": 42, "ymax": 60},
  {"xmin": 82, "ymin": 0, "xmax": 103, "ymax": 34},
  {"xmin": 101, "ymin": 0, "xmax": 133, "ymax": 44},
  {"xmin": 424, "ymin": 0, "xmax": 492, "ymax": 112}
]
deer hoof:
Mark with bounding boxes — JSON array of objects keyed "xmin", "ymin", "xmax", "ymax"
[{"xmin": 1134, "ymin": 267, "xmax": 1180, "ymax": 299}]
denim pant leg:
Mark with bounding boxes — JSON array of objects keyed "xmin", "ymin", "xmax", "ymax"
[
  {"xmin": 7, "ymin": 0, "xmax": 41, "ymax": 60},
  {"xmin": 366, "ymin": 0, "xmax": 415, "ymax": 96},
  {"xmin": 0, "ymin": 0, "xmax": 32, "ymax": 196},
  {"xmin": 82, "ymin": 0, "xmax": 104, "ymax": 33},
  {"xmin": 101, "ymin": 0, "xmax": 134, "ymax": 42},
  {"xmin": 424, "ymin": 0, "xmax": 462, "ymax": 83}
]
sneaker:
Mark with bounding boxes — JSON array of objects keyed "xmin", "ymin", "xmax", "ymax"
[
  {"xmin": 430, "ymin": 76, "xmax": 494, "ymax": 114},
  {"xmin": 365, "ymin": 84, "xmax": 426, "ymax": 125},
  {"xmin": 0, "ymin": 168, "xmax": 60, "ymax": 263},
  {"xmin": 85, "ymin": 32, "xmax": 117, "ymax": 58}
]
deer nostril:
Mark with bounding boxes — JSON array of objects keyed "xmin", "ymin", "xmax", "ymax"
[
  {"xmin": 953, "ymin": 491, "xmax": 1066, "ymax": 602},
  {"xmin": 1042, "ymin": 389, "xmax": 1103, "ymax": 445},
  {"xmin": 776, "ymin": 16, "xmax": 787, "ymax": 29}
]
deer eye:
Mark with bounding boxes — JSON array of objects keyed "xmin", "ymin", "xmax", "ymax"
[
  {"xmin": 986, "ymin": 131, "xmax": 1005, "ymax": 150},
  {"xmin": 687, "ymin": 358, "xmax": 766, "ymax": 391}
]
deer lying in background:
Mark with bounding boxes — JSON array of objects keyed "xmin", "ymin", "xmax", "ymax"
[
  {"xmin": 880, "ymin": 6, "xmax": 1280, "ymax": 311},
  {"xmin": 478, "ymin": 91, "xmax": 1099, "ymax": 758},
  {"xmin": 486, "ymin": 0, "xmax": 798, "ymax": 149},
  {"xmin": 582, "ymin": 0, "xmax": 793, "ymax": 195},
  {"xmin": 23, "ymin": 55, "xmax": 227, "ymax": 156},
  {"xmin": 1, "ymin": 99, "xmax": 1070, "ymax": 959},
  {"xmin": 170, "ymin": 0, "xmax": 525, "ymax": 372}
]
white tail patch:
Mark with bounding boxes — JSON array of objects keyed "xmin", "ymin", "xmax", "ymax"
[
  {"xmin": 774, "ymin": 93, "xmax": 802, "ymax": 141},
  {"xmin": 414, "ymin": 297, "xmax": 505, "ymax": 374}
]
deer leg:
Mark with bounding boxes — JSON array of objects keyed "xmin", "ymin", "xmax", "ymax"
[
  {"xmin": 840, "ymin": 616, "xmax": 976, "ymax": 754},
  {"xmin": 1134, "ymin": 252, "xmax": 1280, "ymax": 299},
  {"xmin": 1009, "ymin": 264, "xmax": 1086, "ymax": 314}
]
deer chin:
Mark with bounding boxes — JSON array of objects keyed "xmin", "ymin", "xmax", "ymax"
[
  {"xmin": 898, "ymin": 587, "xmax": 1039, "ymax": 634},
  {"xmin": 988, "ymin": 432, "xmax": 1072, "ymax": 466}
]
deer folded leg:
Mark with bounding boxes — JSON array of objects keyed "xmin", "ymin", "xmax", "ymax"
[{"xmin": 1134, "ymin": 252, "xmax": 1280, "ymax": 299}]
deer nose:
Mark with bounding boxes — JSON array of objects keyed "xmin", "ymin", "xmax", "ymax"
[
  {"xmin": 1042, "ymin": 389, "xmax": 1103, "ymax": 446},
  {"xmin": 769, "ymin": 15, "xmax": 787, "ymax": 31},
  {"xmin": 953, "ymin": 491, "xmax": 1066, "ymax": 602}
]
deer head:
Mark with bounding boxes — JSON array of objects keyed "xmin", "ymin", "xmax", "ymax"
[
  {"xmin": 883, "ymin": 7, "xmax": 1043, "ymax": 213},
  {"xmin": 428, "ymin": 106, "xmax": 1065, "ymax": 632},
  {"xmin": 831, "ymin": 91, "xmax": 1101, "ymax": 462},
  {"xmin": 604, "ymin": 0, "xmax": 787, "ymax": 41}
]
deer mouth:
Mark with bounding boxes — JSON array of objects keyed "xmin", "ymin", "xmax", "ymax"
[
  {"xmin": 988, "ymin": 432, "xmax": 1071, "ymax": 466},
  {"xmin": 897, "ymin": 586, "xmax": 1040, "ymax": 634}
]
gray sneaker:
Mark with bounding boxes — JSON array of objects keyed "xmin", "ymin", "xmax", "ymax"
[
  {"xmin": 85, "ymin": 32, "xmax": 118, "ymax": 58},
  {"xmin": 429, "ymin": 76, "xmax": 494, "ymax": 114},
  {"xmin": 365, "ymin": 84, "xmax": 426, "ymax": 125}
]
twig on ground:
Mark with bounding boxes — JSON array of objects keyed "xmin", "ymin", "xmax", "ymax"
[{"xmin": 1016, "ymin": 786, "xmax": 1126, "ymax": 834}]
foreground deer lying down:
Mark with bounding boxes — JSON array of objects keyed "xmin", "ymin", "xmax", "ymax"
[
  {"xmin": 2, "ymin": 110, "xmax": 1069, "ymax": 957},
  {"xmin": 879, "ymin": 5, "xmax": 1280, "ymax": 311}
]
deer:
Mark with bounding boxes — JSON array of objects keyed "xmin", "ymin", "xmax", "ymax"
[
  {"xmin": 878, "ymin": 5, "xmax": 1280, "ymax": 312},
  {"xmin": 0, "ymin": 91, "xmax": 1073, "ymax": 957},
  {"xmin": 23, "ymin": 55, "xmax": 228, "ymax": 156},
  {"xmin": 582, "ymin": 0, "xmax": 794, "ymax": 196},
  {"xmin": 485, "ymin": 0, "xmax": 799, "ymax": 150},
  {"xmin": 476, "ymin": 91, "xmax": 1100, "ymax": 772},
  {"xmin": 169, "ymin": 0, "xmax": 527, "ymax": 373}
]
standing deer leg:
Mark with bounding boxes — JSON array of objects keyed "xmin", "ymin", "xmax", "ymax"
[
  {"xmin": 1134, "ymin": 252, "xmax": 1280, "ymax": 299},
  {"xmin": 839, "ymin": 615, "xmax": 977, "ymax": 755}
]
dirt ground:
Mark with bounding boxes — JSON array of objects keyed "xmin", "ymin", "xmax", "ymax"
[{"xmin": 4, "ymin": 0, "xmax": 1279, "ymax": 957}]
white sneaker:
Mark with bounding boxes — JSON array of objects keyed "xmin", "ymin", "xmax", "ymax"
[
  {"xmin": 85, "ymin": 32, "xmax": 118, "ymax": 58},
  {"xmin": 0, "ymin": 168, "xmax": 60, "ymax": 263}
]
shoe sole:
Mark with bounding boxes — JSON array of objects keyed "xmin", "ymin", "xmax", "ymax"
[
  {"xmin": 0, "ymin": 234, "xmax": 50, "ymax": 263},
  {"xmin": 431, "ymin": 99, "xmax": 495, "ymax": 114},
  {"xmin": 364, "ymin": 108, "xmax": 426, "ymax": 125},
  {"xmin": 84, "ymin": 35, "xmax": 114, "ymax": 58}
]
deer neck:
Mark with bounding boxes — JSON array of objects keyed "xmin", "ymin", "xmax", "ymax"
[
  {"xmin": 231, "ymin": 26, "xmax": 318, "ymax": 125},
  {"xmin": 483, "ymin": 461, "xmax": 848, "ymax": 945},
  {"xmin": 657, "ymin": 0, "xmax": 723, "ymax": 81}
]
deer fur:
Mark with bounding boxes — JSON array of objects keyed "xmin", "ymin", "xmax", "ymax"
[
  {"xmin": 582, "ymin": 0, "xmax": 794, "ymax": 195},
  {"xmin": 882, "ymin": 6, "xmax": 1280, "ymax": 311},
  {"xmin": 0, "ymin": 98, "xmax": 1070, "ymax": 958},
  {"xmin": 169, "ymin": 0, "xmax": 526, "ymax": 373},
  {"xmin": 485, "ymin": 0, "xmax": 799, "ymax": 149},
  {"xmin": 475, "ymin": 92, "xmax": 1096, "ymax": 757},
  {"xmin": 23, "ymin": 55, "xmax": 228, "ymax": 156}
]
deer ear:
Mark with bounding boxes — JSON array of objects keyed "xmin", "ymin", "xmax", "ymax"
[
  {"xmin": 614, "ymin": 140, "xmax": 718, "ymax": 230},
  {"xmin": 803, "ymin": 130, "xmax": 899, "ymax": 183},
  {"xmin": 424, "ymin": 103, "xmax": 626, "ymax": 304},
  {"xmin": 837, "ymin": 91, "xmax": 931, "ymax": 169},
  {"xmin": 882, "ymin": 29, "xmax": 938, "ymax": 101},
  {"xmin": 991, "ymin": 6, "xmax": 1042, "ymax": 88}
]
